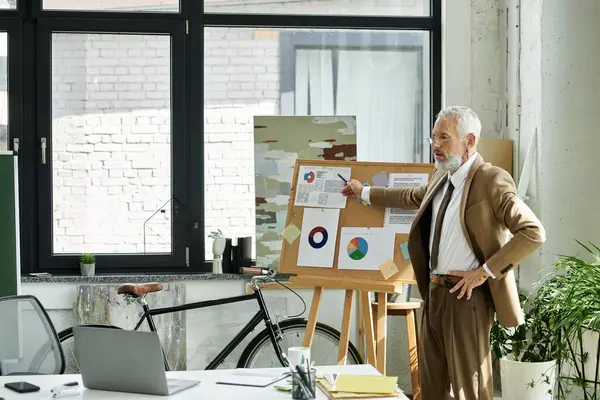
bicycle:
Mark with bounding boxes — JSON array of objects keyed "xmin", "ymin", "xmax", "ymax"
[{"xmin": 53, "ymin": 267, "xmax": 363, "ymax": 373}]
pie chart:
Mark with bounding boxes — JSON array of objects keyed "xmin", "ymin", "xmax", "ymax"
[
  {"xmin": 303, "ymin": 171, "xmax": 315, "ymax": 183},
  {"xmin": 347, "ymin": 237, "xmax": 368, "ymax": 261}
]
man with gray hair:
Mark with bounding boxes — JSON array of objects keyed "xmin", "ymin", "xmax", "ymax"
[{"xmin": 341, "ymin": 106, "xmax": 545, "ymax": 399}]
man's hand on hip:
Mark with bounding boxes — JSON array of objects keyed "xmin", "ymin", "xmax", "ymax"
[
  {"xmin": 448, "ymin": 268, "xmax": 490, "ymax": 300},
  {"xmin": 340, "ymin": 179, "xmax": 363, "ymax": 198}
]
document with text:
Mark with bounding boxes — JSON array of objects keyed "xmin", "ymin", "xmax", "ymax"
[
  {"xmin": 383, "ymin": 173, "xmax": 429, "ymax": 233},
  {"xmin": 294, "ymin": 165, "xmax": 351, "ymax": 208}
]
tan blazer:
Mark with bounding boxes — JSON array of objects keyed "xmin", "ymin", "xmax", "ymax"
[{"xmin": 369, "ymin": 155, "xmax": 545, "ymax": 327}]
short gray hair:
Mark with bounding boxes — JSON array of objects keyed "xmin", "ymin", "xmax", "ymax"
[{"xmin": 436, "ymin": 106, "xmax": 481, "ymax": 142}]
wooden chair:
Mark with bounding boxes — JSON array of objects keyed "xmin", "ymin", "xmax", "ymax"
[{"xmin": 371, "ymin": 299, "xmax": 423, "ymax": 400}]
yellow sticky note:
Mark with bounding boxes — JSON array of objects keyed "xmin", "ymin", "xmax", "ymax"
[
  {"xmin": 378, "ymin": 259, "xmax": 398, "ymax": 280},
  {"xmin": 335, "ymin": 374, "xmax": 397, "ymax": 394},
  {"xmin": 282, "ymin": 223, "xmax": 301, "ymax": 244}
]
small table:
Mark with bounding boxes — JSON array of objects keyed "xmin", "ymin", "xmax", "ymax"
[
  {"xmin": 372, "ymin": 299, "xmax": 423, "ymax": 400},
  {"xmin": 0, "ymin": 364, "xmax": 409, "ymax": 400}
]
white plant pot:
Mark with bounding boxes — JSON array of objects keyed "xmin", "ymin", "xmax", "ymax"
[
  {"xmin": 80, "ymin": 263, "xmax": 95, "ymax": 276},
  {"xmin": 500, "ymin": 356, "xmax": 557, "ymax": 400}
]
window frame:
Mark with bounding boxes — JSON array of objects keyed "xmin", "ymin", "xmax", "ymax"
[
  {"xmin": 32, "ymin": 15, "xmax": 191, "ymax": 274},
  {"xmin": 9, "ymin": 0, "xmax": 440, "ymax": 275}
]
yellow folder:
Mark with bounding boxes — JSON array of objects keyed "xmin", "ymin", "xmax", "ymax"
[{"xmin": 334, "ymin": 375, "xmax": 398, "ymax": 394}]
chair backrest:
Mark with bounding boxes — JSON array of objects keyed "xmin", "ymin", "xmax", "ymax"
[{"xmin": 0, "ymin": 295, "xmax": 65, "ymax": 375}]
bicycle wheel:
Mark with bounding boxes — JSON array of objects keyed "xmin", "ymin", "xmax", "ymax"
[
  {"xmin": 57, "ymin": 324, "xmax": 123, "ymax": 373},
  {"xmin": 237, "ymin": 318, "xmax": 363, "ymax": 368}
]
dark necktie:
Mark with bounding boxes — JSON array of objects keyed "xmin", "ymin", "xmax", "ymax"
[{"xmin": 430, "ymin": 180, "xmax": 455, "ymax": 271}]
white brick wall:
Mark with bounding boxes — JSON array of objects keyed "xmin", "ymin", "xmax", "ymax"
[
  {"xmin": 203, "ymin": 28, "xmax": 280, "ymax": 260},
  {"xmin": 52, "ymin": 33, "xmax": 171, "ymax": 254}
]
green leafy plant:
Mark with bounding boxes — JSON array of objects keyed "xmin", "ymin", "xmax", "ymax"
[
  {"xmin": 546, "ymin": 241, "xmax": 600, "ymax": 399},
  {"xmin": 491, "ymin": 240, "xmax": 600, "ymax": 399},
  {"xmin": 80, "ymin": 253, "xmax": 95, "ymax": 264}
]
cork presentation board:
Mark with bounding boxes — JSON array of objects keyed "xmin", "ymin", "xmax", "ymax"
[{"xmin": 279, "ymin": 159, "xmax": 435, "ymax": 285}]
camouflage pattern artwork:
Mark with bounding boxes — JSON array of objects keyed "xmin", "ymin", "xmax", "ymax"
[{"xmin": 254, "ymin": 116, "xmax": 357, "ymax": 269}]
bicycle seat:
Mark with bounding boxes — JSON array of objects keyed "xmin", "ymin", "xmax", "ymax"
[{"xmin": 117, "ymin": 282, "xmax": 163, "ymax": 297}]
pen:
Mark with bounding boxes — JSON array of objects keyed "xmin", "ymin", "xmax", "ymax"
[
  {"xmin": 306, "ymin": 358, "xmax": 311, "ymax": 392},
  {"xmin": 337, "ymin": 173, "xmax": 348, "ymax": 184},
  {"xmin": 295, "ymin": 365, "xmax": 315, "ymax": 398},
  {"xmin": 51, "ymin": 382, "xmax": 80, "ymax": 398}
]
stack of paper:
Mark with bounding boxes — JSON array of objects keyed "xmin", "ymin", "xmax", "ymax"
[
  {"xmin": 316, "ymin": 374, "xmax": 401, "ymax": 399},
  {"xmin": 216, "ymin": 368, "xmax": 291, "ymax": 387}
]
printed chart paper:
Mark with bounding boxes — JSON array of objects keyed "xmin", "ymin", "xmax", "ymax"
[
  {"xmin": 337, "ymin": 227, "xmax": 395, "ymax": 271},
  {"xmin": 297, "ymin": 208, "xmax": 340, "ymax": 268},
  {"xmin": 384, "ymin": 173, "xmax": 429, "ymax": 233},
  {"xmin": 294, "ymin": 166, "xmax": 351, "ymax": 209}
]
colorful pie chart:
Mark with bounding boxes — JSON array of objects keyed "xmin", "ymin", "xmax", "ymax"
[
  {"xmin": 347, "ymin": 237, "xmax": 368, "ymax": 260},
  {"xmin": 304, "ymin": 171, "xmax": 315, "ymax": 183}
]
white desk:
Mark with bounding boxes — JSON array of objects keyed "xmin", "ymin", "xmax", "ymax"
[{"xmin": 0, "ymin": 364, "xmax": 409, "ymax": 399}]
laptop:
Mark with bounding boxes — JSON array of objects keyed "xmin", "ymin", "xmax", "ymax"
[{"xmin": 73, "ymin": 326, "xmax": 200, "ymax": 396}]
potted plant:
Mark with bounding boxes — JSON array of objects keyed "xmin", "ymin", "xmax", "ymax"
[
  {"xmin": 491, "ymin": 290, "xmax": 561, "ymax": 400},
  {"xmin": 492, "ymin": 240, "xmax": 600, "ymax": 400},
  {"xmin": 80, "ymin": 253, "xmax": 96, "ymax": 276},
  {"xmin": 542, "ymin": 241, "xmax": 600, "ymax": 399}
]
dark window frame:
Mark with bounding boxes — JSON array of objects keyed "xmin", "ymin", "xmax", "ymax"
[
  {"xmin": 2, "ymin": 0, "xmax": 440, "ymax": 275},
  {"xmin": 36, "ymin": 19, "xmax": 189, "ymax": 274}
]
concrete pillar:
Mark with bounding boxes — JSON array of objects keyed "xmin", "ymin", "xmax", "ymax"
[{"xmin": 538, "ymin": 0, "xmax": 600, "ymax": 271}]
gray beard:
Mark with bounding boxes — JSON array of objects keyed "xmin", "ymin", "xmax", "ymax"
[{"xmin": 435, "ymin": 153, "xmax": 463, "ymax": 172}]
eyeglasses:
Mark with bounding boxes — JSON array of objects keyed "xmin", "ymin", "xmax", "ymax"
[{"xmin": 425, "ymin": 136, "xmax": 458, "ymax": 146}]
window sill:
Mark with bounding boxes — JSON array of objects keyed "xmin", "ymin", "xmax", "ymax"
[{"xmin": 21, "ymin": 272, "xmax": 292, "ymax": 284}]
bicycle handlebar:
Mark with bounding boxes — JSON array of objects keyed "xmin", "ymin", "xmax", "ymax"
[
  {"xmin": 240, "ymin": 267, "xmax": 272, "ymax": 275},
  {"xmin": 241, "ymin": 267, "xmax": 277, "ymax": 287}
]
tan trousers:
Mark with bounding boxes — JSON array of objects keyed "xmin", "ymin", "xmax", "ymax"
[{"xmin": 419, "ymin": 281, "xmax": 495, "ymax": 400}]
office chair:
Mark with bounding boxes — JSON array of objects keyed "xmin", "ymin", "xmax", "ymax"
[{"xmin": 0, "ymin": 295, "xmax": 65, "ymax": 375}]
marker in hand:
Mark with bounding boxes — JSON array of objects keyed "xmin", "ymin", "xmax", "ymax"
[{"xmin": 337, "ymin": 173, "xmax": 348, "ymax": 184}]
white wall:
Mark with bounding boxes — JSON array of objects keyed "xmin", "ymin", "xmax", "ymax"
[
  {"xmin": 538, "ymin": 0, "xmax": 600, "ymax": 270},
  {"xmin": 443, "ymin": 0, "xmax": 504, "ymax": 138},
  {"xmin": 514, "ymin": 0, "xmax": 544, "ymax": 290},
  {"xmin": 513, "ymin": 0, "xmax": 600, "ymax": 291}
]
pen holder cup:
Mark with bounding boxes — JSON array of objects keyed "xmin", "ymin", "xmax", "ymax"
[{"xmin": 292, "ymin": 368, "xmax": 316, "ymax": 399}]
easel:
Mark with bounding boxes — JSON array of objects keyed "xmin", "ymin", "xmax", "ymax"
[
  {"xmin": 279, "ymin": 159, "xmax": 434, "ymax": 376},
  {"xmin": 290, "ymin": 275, "xmax": 404, "ymax": 374}
]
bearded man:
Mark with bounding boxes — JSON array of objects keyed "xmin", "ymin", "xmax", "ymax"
[{"xmin": 341, "ymin": 106, "xmax": 545, "ymax": 400}]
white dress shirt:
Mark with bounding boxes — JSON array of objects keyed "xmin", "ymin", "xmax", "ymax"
[{"xmin": 361, "ymin": 152, "xmax": 495, "ymax": 278}]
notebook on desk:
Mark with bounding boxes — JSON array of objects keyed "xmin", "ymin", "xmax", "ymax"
[
  {"xmin": 216, "ymin": 368, "xmax": 291, "ymax": 387},
  {"xmin": 316, "ymin": 374, "xmax": 401, "ymax": 399}
]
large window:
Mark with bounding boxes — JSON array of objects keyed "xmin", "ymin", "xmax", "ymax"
[
  {"xmin": 6, "ymin": 0, "xmax": 440, "ymax": 274},
  {"xmin": 203, "ymin": 28, "xmax": 430, "ymax": 260},
  {"xmin": 50, "ymin": 33, "xmax": 172, "ymax": 254}
]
